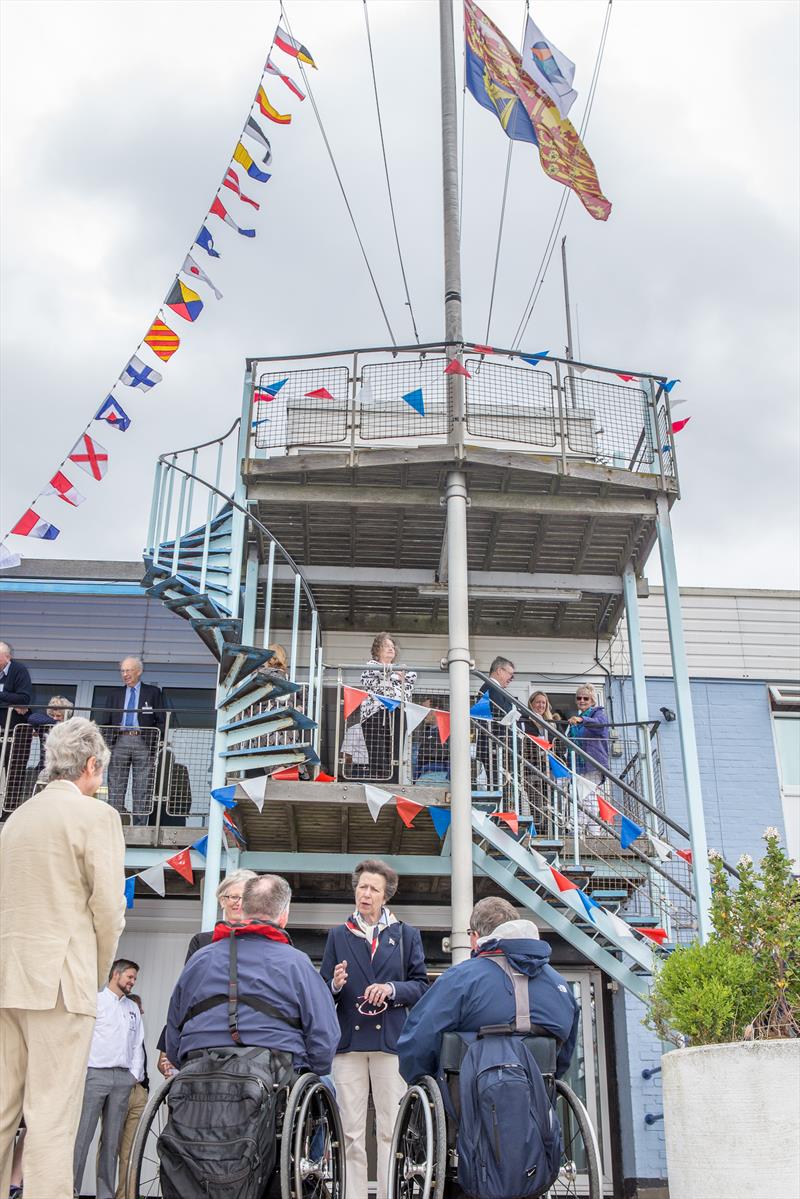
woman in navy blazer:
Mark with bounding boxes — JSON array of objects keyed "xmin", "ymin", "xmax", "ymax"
[{"xmin": 321, "ymin": 858, "xmax": 429, "ymax": 1199}]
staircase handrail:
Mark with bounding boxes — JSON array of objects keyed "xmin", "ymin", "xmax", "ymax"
[
  {"xmin": 154, "ymin": 427, "xmax": 320, "ymax": 623},
  {"xmin": 471, "ymin": 669, "xmax": 741, "ymax": 882}
]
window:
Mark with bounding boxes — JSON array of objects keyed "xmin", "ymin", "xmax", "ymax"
[
  {"xmin": 28, "ymin": 683, "xmax": 78, "ymax": 713},
  {"xmin": 769, "ymin": 685, "xmax": 800, "ymax": 867}
]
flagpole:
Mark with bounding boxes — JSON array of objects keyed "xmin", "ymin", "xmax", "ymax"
[
  {"xmin": 561, "ymin": 235, "xmax": 575, "ymax": 361},
  {"xmin": 439, "ymin": 0, "xmax": 473, "ymax": 965}
]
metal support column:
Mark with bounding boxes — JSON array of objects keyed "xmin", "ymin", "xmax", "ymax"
[
  {"xmin": 202, "ymin": 372, "xmax": 252, "ymax": 931},
  {"xmin": 655, "ymin": 494, "xmax": 712, "ymax": 941},
  {"xmin": 440, "ymin": 0, "xmax": 472, "ymax": 962},
  {"xmin": 623, "ymin": 565, "xmax": 655, "ymax": 806},
  {"xmin": 241, "ymin": 545, "xmax": 259, "ymax": 645}
]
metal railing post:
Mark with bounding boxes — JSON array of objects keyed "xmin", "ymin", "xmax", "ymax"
[
  {"xmin": 184, "ymin": 449, "xmax": 198, "ymax": 536},
  {"xmin": 289, "ymin": 573, "xmax": 302, "ymax": 682},
  {"xmin": 314, "ymin": 648, "xmax": 324, "ymax": 757},
  {"xmin": 333, "ymin": 668, "xmax": 343, "ymax": 782},
  {"xmin": 261, "ymin": 541, "xmax": 276, "ymax": 648},
  {"xmin": 146, "ymin": 460, "xmax": 163, "ymax": 554},
  {"xmin": 511, "ymin": 717, "xmax": 520, "ymax": 816},
  {"xmin": 153, "ymin": 711, "xmax": 171, "ymax": 843},
  {"xmin": 554, "ymin": 362, "xmax": 568, "ymax": 472},
  {"xmin": 307, "ymin": 609, "xmax": 318, "ymax": 725},
  {"xmin": 153, "ymin": 462, "xmax": 171, "ymax": 568},
  {"xmin": 159, "ymin": 457, "xmax": 177, "ymax": 559},
  {"xmin": 569, "ymin": 749, "xmax": 581, "ymax": 866},
  {"xmin": 172, "ymin": 474, "xmax": 188, "ymax": 575}
]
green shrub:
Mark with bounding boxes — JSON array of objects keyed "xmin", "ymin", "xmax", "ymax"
[{"xmin": 645, "ymin": 829, "xmax": 800, "ymax": 1046}]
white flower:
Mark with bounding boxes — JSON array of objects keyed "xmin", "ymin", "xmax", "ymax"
[
  {"xmin": 763, "ymin": 826, "xmax": 779, "ymax": 841},
  {"xmin": 738, "ymin": 853, "xmax": 753, "ymax": 867},
  {"xmin": 708, "ymin": 848, "xmax": 722, "ymax": 861}
]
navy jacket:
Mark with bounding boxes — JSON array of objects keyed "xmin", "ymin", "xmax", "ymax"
[
  {"xmin": 165, "ymin": 924, "xmax": 340, "ymax": 1075},
  {"xmin": 99, "ymin": 682, "xmax": 165, "ymax": 745},
  {"xmin": 397, "ymin": 933, "xmax": 579, "ymax": 1083},
  {"xmin": 321, "ymin": 920, "xmax": 429, "ymax": 1054},
  {"xmin": 0, "ymin": 660, "xmax": 32, "ymax": 730}
]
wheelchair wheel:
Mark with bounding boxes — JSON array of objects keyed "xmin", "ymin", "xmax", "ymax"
[
  {"xmin": 126, "ymin": 1077, "xmax": 175, "ymax": 1199},
  {"xmin": 279, "ymin": 1073, "xmax": 345, "ymax": 1199},
  {"xmin": 387, "ymin": 1076, "xmax": 446, "ymax": 1199},
  {"xmin": 547, "ymin": 1078, "xmax": 602, "ymax": 1198}
]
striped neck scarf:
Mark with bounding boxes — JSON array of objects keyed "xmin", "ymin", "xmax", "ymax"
[{"xmin": 346, "ymin": 907, "xmax": 396, "ymax": 958}]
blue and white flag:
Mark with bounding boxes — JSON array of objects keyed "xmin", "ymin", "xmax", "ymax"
[
  {"xmin": 95, "ymin": 395, "xmax": 131, "ymax": 432},
  {"xmin": 522, "ymin": 15, "xmax": 577, "ymax": 118},
  {"xmin": 195, "ymin": 224, "xmax": 221, "ymax": 259},
  {"xmin": 120, "ymin": 354, "xmax": 163, "ymax": 391}
]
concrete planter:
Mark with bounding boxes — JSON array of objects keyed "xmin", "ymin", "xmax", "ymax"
[{"xmin": 662, "ymin": 1040, "xmax": 800, "ymax": 1199}]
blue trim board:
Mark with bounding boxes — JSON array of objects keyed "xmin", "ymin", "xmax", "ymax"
[{"xmin": 0, "ymin": 580, "xmax": 145, "ymax": 596}]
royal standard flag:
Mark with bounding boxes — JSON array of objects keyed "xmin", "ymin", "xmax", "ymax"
[
  {"xmin": 165, "ymin": 279, "xmax": 204, "ymax": 323},
  {"xmin": 144, "ymin": 317, "xmax": 180, "ymax": 361},
  {"xmin": 464, "ymin": 0, "xmax": 610, "ymax": 221}
]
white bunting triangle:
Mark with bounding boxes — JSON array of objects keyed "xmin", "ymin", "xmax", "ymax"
[
  {"xmin": 599, "ymin": 908, "xmax": 636, "ymax": 941},
  {"xmin": 574, "ymin": 776, "xmax": 596, "ymax": 804},
  {"xmin": 499, "ymin": 707, "xmax": 520, "ymax": 727},
  {"xmin": 403, "ymin": 702, "xmax": 430, "ymax": 738},
  {"xmin": 239, "ymin": 775, "xmax": 268, "ymax": 813},
  {"xmin": 358, "ymin": 381, "xmax": 376, "ymax": 406},
  {"xmin": 138, "ymin": 862, "xmax": 166, "ymax": 897},
  {"xmin": 364, "ymin": 784, "xmax": 394, "ymax": 822},
  {"xmin": 649, "ymin": 833, "xmax": 674, "ymax": 862}
]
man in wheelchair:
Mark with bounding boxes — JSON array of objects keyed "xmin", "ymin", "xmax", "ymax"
[
  {"xmin": 395, "ymin": 897, "xmax": 580, "ymax": 1199},
  {"xmin": 159, "ymin": 874, "xmax": 341, "ymax": 1199}
]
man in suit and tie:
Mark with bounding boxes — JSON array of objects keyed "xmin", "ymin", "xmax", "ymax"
[
  {"xmin": 100, "ymin": 657, "xmax": 165, "ymax": 825},
  {"xmin": 0, "ymin": 717, "xmax": 126, "ymax": 1199},
  {"xmin": 0, "ymin": 640, "xmax": 34, "ymax": 810}
]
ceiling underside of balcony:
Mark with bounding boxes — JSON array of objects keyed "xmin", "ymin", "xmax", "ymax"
[{"xmin": 245, "ymin": 455, "xmax": 666, "ymax": 638}]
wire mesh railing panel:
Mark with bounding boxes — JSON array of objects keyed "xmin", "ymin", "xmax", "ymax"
[
  {"xmin": 359, "ymin": 358, "xmax": 450, "ymax": 439},
  {"xmin": 464, "ymin": 358, "xmax": 557, "ymax": 446},
  {"xmin": 564, "ymin": 375, "xmax": 654, "ymax": 467},
  {"xmin": 253, "ymin": 366, "xmax": 350, "ymax": 449},
  {"xmin": 232, "ymin": 685, "xmax": 314, "ymax": 756},
  {"xmin": 340, "ymin": 708, "xmax": 397, "ymax": 782},
  {"xmin": 656, "ymin": 397, "xmax": 677, "ymax": 478},
  {"xmin": 159, "ymin": 728, "xmax": 215, "ymax": 819}
]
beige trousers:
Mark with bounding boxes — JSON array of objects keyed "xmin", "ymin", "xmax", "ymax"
[
  {"xmin": 332, "ymin": 1050, "xmax": 407, "ymax": 1199},
  {"xmin": 0, "ymin": 995, "xmax": 94, "ymax": 1199},
  {"xmin": 113, "ymin": 1081, "xmax": 148, "ymax": 1199}
]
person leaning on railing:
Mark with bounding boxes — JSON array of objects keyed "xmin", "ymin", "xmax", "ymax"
[
  {"xmin": 566, "ymin": 683, "xmax": 610, "ymax": 833},
  {"xmin": 359, "ymin": 633, "xmax": 416, "ymax": 782}
]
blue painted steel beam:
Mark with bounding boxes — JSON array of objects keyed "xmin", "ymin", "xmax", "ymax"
[
  {"xmin": 0, "ymin": 580, "xmax": 145, "ymax": 596},
  {"xmin": 124, "ymin": 849, "xmax": 453, "ymax": 874}
]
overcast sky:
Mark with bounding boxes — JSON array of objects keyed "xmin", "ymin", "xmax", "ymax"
[{"xmin": 1, "ymin": 0, "xmax": 798, "ymax": 589}]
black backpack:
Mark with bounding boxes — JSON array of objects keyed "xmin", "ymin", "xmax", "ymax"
[
  {"xmin": 158, "ymin": 928, "xmax": 297, "ymax": 1199},
  {"xmin": 456, "ymin": 955, "xmax": 562, "ymax": 1199}
]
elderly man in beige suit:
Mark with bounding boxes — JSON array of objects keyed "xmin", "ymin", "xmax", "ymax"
[{"xmin": 0, "ymin": 717, "xmax": 126, "ymax": 1199}]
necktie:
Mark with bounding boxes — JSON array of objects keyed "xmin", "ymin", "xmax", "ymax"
[{"xmin": 123, "ymin": 687, "xmax": 136, "ymax": 728}]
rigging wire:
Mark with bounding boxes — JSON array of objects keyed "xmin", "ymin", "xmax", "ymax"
[
  {"xmin": 484, "ymin": 1, "xmax": 528, "ymax": 346},
  {"xmin": 510, "ymin": 0, "xmax": 614, "ymax": 352},
  {"xmin": 279, "ymin": 0, "xmax": 398, "ymax": 347},
  {"xmin": 362, "ymin": 1, "xmax": 420, "ymax": 343}
]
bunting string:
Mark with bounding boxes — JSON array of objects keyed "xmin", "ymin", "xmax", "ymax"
[{"xmin": 2, "ymin": 17, "xmax": 317, "ymax": 563}]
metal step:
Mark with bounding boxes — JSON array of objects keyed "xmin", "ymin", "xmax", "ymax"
[
  {"xmin": 191, "ymin": 618, "xmax": 243, "ymax": 646},
  {"xmin": 164, "ymin": 593, "xmax": 227, "ymax": 620},
  {"xmin": 219, "ymin": 645, "xmax": 279, "ymax": 689},
  {"xmin": 219, "ymin": 705, "xmax": 317, "ymax": 736},
  {"xmin": 220, "ymin": 675, "xmax": 304, "ymax": 721}
]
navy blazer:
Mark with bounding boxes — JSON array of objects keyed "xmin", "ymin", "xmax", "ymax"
[
  {"xmin": 321, "ymin": 920, "xmax": 429, "ymax": 1055},
  {"xmin": 99, "ymin": 682, "xmax": 165, "ymax": 745},
  {"xmin": 0, "ymin": 659, "xmax": 32, "ymax": 730}
]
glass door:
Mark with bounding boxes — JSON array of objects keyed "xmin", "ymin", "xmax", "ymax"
[{"xmin": 559, "ymin": 968, "xmax": 614, "ymax": 1194}]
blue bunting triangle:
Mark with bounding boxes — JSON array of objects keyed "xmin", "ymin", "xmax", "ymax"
[
  {"xmin": 548, "ymin": 753, "xmax": 571, "ymax": 779},
  {"xmin": 577, "ymin": 889, "xmax": 600, "ymax": 922},
  {"xmin": 620, "ymin": 814, "xmax": 643, "ymax": 850},
  {"xmin": 662, "ymin": 378, "xmax": 680, "ymax": 393},
  {"xmin": 402, "ymin": 387, "xmax": 424, "ymax": 416},
  {"xmin": 192, "ymin": 835, "xmax": 209, "ymax": 857},
  {"xmin": 211, "ymin": 785, "xmax": 238, "ymax": 809},
  {"xmin": 124, "ymin": 876, "xmax": 136, "ymax": 909},
  {"xmin": 429, "ymin": 806, "xmax": 452, "ymax": 839},
  {"xmin": 469, "ymin": 694, "xmax": 493, "ymax": 720},
  {"xmin": 521, "ymin": 351, "xmax": 550, "ymax": 367},
  {"xmin": 376, "ymin": 694, "xmax": 401, "ymax": 711}
]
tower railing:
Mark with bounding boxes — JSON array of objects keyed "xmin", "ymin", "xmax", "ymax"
[{"xmin": 243, "ymin": 341, "xmax": 679, "ymax": 484}]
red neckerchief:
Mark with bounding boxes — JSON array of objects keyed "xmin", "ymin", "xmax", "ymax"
[
  {"xmin": 211, "ymin": 920, "xmax": 292, "ymax": 945},
  {"xmin": 345, "ymin": 913, "xmax": 390, "ymax": 959}
]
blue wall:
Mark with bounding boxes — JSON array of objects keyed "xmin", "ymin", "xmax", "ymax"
[{"xmin": 613, "ymin": 676, "xmax": 785, "ymax": 863}]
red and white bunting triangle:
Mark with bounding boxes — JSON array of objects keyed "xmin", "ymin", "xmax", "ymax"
[
  {"xmin": 138, "ymin": 861, "xmax": 166, "ymax": 896},
  {"xmin": 396, "ymin": 797, "xmax": 424, "ymax": 828},
  {"xmin": 239, "ymin": 775, "xmax": 268, "ymax": 812},
  {"xmin": 403, "ymin": 702, "xmax": 430, "ymax": 737},
  {"xmin": 443, "ymin": 359, "xmax": 471, "ymax": 378},
  {"xmin": 527, "ymin": 734, "xmax": 552, "ymax": 751},
  {"xmin": 166, "ymin": 848, "xmax": 194, "ymax": 884},
  {"xmin": 649, "ymin": 833, "xmax": 674, "ymax": 862},
  {"xmin": 271, "ymin": 765, "xmax": 300, "ymax": 781},
  {"xmin": 639, "ymin": 927, "xmax": 669, "ymax": 945},
  {"xmin": 676, "ymin": 848, "xmax": 693, "ymax": 865},
  {"xmin": 550, "ymin": 866, "xmax": 579, "ymax": 892},
  {"xmin": 314, "ymin": 771, "xmax": 336, "ymax": 783},
  {"xmin": 494, "ymin": 810, "xmax": 519, "ymax": 836},
  {"xmin": 596, "ymin": 795, "xmax": 618, "ymax": 824},
  {"xmin": 434, "ymin": 710, "xmax": 450, "ymax": 745},
  {"xmin": 364, "ymin": 784, "xmax": 393, "ymax": 822}
]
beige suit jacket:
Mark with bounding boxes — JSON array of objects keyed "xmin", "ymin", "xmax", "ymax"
[{"xmin": 0, "ymin": 778, "xmax": 126, "ymax": 1016}]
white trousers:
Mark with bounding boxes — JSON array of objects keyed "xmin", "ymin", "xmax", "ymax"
[{"xmin": 332, "ymin": 1050, "xmax": 407, "ymax": 1199}]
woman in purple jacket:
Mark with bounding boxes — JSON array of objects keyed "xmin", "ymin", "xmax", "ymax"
[{"xmin": 321, "ymin": 858, "xmax": 429, "ymax": 1199}]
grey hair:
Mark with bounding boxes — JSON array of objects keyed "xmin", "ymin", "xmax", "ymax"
[
  {"xmin": 242, "ymin": 874, "xmax": 292, "ymax": 921},
  {"xmin": 216, "ymin": 868, "xmax": 258, "ymax": 902},
  {"xmin": 46, "ymin": 696, "xmax": 74, "ymax": 719},
  {"xmin": 120, "ymin": 655, "xmax": 144, "ymax": 671},
  {"xmin": 469, "ymin": 896, "xmax": 519, "ymax": 939},
  {"xmin": 0, "ymin": 641, "xmax": 12, "ymax": 657},
  {"xmin": 576, "ymin": 682, "xmax": 597, "ymax": 703},
  {"xmin": 39, "ymin": 717, "xmax": 110, "ymax": 783},
  {"xmin": 489, "ymin": 656, "xmax": 514, "ymax": 675}
]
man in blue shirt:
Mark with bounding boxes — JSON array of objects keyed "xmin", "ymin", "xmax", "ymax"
[{"xmin": 99, "ymin": 657, "xmax": 164, "ymax": 825}]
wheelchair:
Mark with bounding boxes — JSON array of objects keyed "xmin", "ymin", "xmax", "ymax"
[
  {"xmin": 388, "ymin": 1031, "xmax": 602, "ymax": 1198},
  {"xmin": 126, "ymin": 1063, "xmax": 345, "ymax": 1198}
]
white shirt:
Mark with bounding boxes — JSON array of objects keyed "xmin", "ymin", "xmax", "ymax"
[{"xmin": 88, "ymin": 987, "xmax": 143, "ymax": 1073}]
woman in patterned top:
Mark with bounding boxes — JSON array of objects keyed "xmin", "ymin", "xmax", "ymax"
[{"xmin": 359, "ymin": 633, "xmax": 416, "ymax": 781}]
